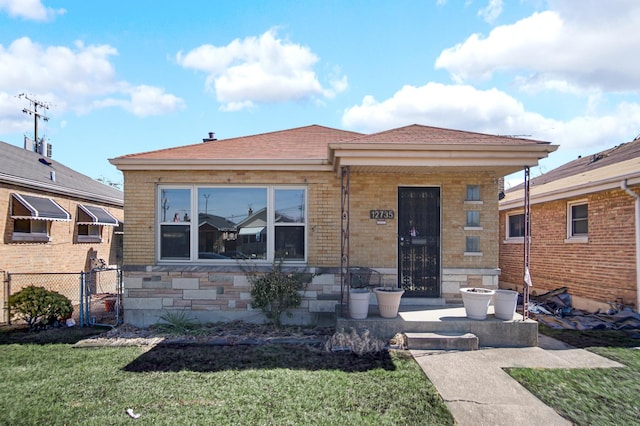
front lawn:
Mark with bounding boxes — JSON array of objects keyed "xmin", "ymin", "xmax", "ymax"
[
  {"xmin": 0, "ymin": 326, "xmax": 453, "ymax": 425},
  {"xmin": 506, "ymin": 326, "xmax": 640, "ymax": 425}
]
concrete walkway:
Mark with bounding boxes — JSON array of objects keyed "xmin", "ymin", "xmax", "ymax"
[{"xmin": 410, "ymin": 335, "xmax": 624, "ymax": 426}]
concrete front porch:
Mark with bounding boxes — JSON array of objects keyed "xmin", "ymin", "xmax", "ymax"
[{"xmin": 336, "ymin": 304, "xmax": 538, "ymax": 348}]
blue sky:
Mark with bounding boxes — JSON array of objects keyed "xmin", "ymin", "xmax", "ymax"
[{"xmin": 1, "ymin": 0, "xmax": 639, "ymax": 188}]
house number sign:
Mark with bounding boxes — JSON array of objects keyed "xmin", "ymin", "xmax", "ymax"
[{"xmin": 370, "ymin": 210, "xmax": 394, "ymax": 220}]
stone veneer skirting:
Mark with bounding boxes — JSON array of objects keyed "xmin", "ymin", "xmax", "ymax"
[{"xmin": 122, "ymin": 265, "xmax": 501, "ymax": 327}]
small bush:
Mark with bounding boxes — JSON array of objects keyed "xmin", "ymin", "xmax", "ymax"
[
  {"xmin": 9, "ymin": 286, "xmax": 73, "ymax": 329},
  {"xmin": 247, "ymin": 258, "xmax": 313, "ymax": 329},
  {"xmin": 156, "ymin": 310, "xmax": 199, "ymax": 333}
]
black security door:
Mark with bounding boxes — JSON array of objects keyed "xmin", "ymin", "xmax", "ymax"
[{"xmin": 398, "ymin": 187, "xmax": 440, "ymax": 296}]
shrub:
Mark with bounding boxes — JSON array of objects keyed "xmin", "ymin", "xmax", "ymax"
[
  {"xmin": 247, "ymin": 258, "xmax": 313, "ymax": 329},
  {"xmin": 9, "ymin": 286, "xmax": 73, "ymax": 329}
]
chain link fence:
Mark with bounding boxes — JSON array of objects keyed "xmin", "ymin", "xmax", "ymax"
[{"xmin": 1, "ymin": 268, "xmax": 122, "ymax": 327}]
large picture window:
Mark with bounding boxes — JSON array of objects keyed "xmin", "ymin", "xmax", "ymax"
[{"xmin": 158, "ymin": 186, "xmax": 306, "ymax": 262}]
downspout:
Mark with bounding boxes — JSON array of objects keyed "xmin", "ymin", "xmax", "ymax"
[{"xmin": 621, "ymin": 180, "xmax": 640, "ymax": 312}]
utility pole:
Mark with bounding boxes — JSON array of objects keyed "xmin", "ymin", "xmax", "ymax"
[{"xmin": 18, "ymin": 93, "xmax": 50, "ymax": 152}]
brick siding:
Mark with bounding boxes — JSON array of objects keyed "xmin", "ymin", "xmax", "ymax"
[
  {"xmin": 0, "ymin": 184, "xmax": 123, "ymax": 273},
  {"xmin": 499, "ymin": 186, "xmax": 638, "ymax": 309}
]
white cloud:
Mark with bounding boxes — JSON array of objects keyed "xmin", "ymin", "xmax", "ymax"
[
  {"xmin": 435, "ymin": 2, "xmax": 640, "ymax": 94},
  {"xmin": 0, "ymin": 37, "xmax": 185, "ymax": 132},
  {"xmin": 91, "ymin": 85, "xmax": 185, "ymax": 116},
  {"xmin": 176, "ymin": 28, "xmax": 347, "ymax": 110},
  {"xmin": 342, "ymin": 82, "xmax": 640, "ymax": 152},
  {"xmin": 0, "ymin": 0, "xmax": 65, "ymax": 21},
  {"xmin": 478, "ymin": 0, "xmax": 503, "ymax": 24}
]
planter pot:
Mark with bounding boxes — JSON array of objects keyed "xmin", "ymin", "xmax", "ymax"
[
  {"xmin": 460, "ymin": 287, "xmax": 495, "ymax": 320},
  {"xmin": 348, "ymin": 289, "xmax": 371, "ymax": 319},
  {"xmin": 493, "ymin": 289, "xmax": 519, "ymax": 320},
  {"xmin": 373, "ymin": 287, "xmax": 405, "ymax": 318}
]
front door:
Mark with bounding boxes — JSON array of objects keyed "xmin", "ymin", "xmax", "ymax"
[{"xmin": 398, "ymin": 187, "xmax": 440, "ymax": 297}]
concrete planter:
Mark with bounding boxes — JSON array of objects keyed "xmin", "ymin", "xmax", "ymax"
[
  {"xmin": 460, "ymin": 287, "xmax": 495, "ymax": 320},
  {"xmin": 493, "ymin": 289, "xmax": 519, "ymax": 320},
  {"xmin": 348, "ymin": 289, "xmax": 371, "ymax": 319},
  {"xmin": 374, "ymin": 287, "xmax": 405, "ymax": 318}
]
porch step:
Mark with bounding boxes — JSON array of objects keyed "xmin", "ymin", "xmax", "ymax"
[{"xmin": 405, "ymin": 332, "xmax": 478, "ymax": 351}]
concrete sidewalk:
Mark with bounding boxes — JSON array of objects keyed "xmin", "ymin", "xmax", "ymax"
[{"xmin": 410, "ymin": 335, "xmax": 624, "ymax": 426}]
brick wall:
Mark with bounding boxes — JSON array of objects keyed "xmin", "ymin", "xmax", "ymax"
[
  {"xmin": 499, "ymin": 186, "xmax": 638, "ymax": 309},
  {"xmin": 120, "ymin": 168, "xmax": 502, "ymax": 326},
  {"xmin": 0, "ymin": 184, "xmax": 124, "ymax": 274}
]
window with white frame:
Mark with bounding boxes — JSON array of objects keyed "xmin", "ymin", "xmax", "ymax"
[
  {"xmin": 158, "ymin": 185, "xmax": 306, "ymax": 262},
  {"xmin": 567, "ymin": 200, "xmax": 588, "ymax": 239},
  {"xmin": 507, "ymin": 212, "xmax": 525, "ymax": 239}
]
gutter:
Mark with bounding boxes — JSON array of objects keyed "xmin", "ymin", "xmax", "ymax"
[{"xmin": 621, "ymin": 179, "xmax": 640, "ymax": 313}]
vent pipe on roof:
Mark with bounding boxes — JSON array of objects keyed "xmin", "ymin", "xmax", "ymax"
[
  {"xmin": 203, "ymin": 132, "xmax": 217, "ymax": 142},
  {"xmin": 50, "ymin": 170, "xmax": 56, "ymax": 182}
]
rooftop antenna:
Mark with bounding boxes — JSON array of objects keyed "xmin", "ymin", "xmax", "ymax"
[{"xmin": 18, "ymin": 93, "xmax": 50, "ymax": 153}]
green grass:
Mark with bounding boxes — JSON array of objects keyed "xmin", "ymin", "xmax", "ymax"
[
  {"xmin": 506, "ymin": 326, "xmax": 640, "ymax": 425},
  {"xmin": 0, "ymin": 327, "xmax": 454, "ymax": 425}
]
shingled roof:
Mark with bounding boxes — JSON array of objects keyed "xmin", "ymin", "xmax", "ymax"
[
  {"xmin": 501, "ymin": 137, "xmax": 640, "ymax": 209},
  {"xmin": 0, "ymin": 140, "xmax": 123, "ymax": 206},
  {"xmin": 111, "ymin": 124, "xmax": 557, "ymax": 177}
]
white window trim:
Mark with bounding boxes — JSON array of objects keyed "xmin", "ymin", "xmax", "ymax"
[
  {"xmin": 565, "ymin": 199, "xmax": 588, "ymax": 243},
  {"xmin": 504, "ymin": 210, "xmax": 525, "ymax": 243},
  {"xmin": 157, "ymin": 185, "xmax": 308, "ymax": 264}
]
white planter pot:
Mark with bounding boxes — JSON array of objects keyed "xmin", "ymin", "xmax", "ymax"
[
  {"xmin": 373, "ymin": 287, "xmax": 405, "ymax": 318},
  {"xmin": 460, "ymin": 287, "xmax": 495, "ymax": 320},
  {"xmin": 493, "ymin": 289, "xmax": 519, "ymax": 320},
  {"xmin": 348, "ymin": 289, "xmax": 371, "ymax": 319}
]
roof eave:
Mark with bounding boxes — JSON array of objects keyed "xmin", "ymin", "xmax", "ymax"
[
  {"xmin": 500, "ymin": 173, "xmax": 640, "ymax": 210},
  {"xmin": 109, "ymin": 158, "xmax": 333, "ymax": 172},
  {"xmin": 0, "ymin": 173, "xmax": 123, "ymax": 207}
]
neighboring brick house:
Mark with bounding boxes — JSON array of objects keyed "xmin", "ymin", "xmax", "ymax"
[
  {"xmin": 0, "ymin": 139, "xmax": 124, "ymax": 281},
  {"xmin": 110, "ymin": 124, "xmax": 556, "ymax": 327},
  {"xmin": 499, "ymin": 138, "xmax": 640, "ymax": 312}
]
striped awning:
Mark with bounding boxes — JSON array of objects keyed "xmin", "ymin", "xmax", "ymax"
[
  {"xmin": 11, "ymin": 193, "xmax": 71, "ymax": 221},
  {"xmin": 77, "ymin": 204, "xmax": 119, "ymax": 226}
]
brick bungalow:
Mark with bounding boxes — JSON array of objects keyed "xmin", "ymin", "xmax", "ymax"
[
  {"xmin": 110, "ymin": 124, "xmax": 556, "ymax": 327},
  {"xmin": 499, "ymin": 138, "xmax": 640, "ymax": 312}
]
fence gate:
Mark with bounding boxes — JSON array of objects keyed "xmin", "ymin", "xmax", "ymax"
[{"xmin": 82, "ymin": 267, "xmax": 123, "ymax": 327}]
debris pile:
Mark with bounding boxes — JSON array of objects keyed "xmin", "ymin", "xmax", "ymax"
[{"xmin": 528, "ymin": 287, "xmax": 640, "ymax": 331}]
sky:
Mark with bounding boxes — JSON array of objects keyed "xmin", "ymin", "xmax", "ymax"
[{"xmin": 1, "ymin": 0, "xmax": 640, "ymax": 189}]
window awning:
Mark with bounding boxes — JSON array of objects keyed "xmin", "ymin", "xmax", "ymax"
[
  {"xmin": 77, "ymin": 204, "xmax": 119, "ymax": 226},
  {"xmin": 239, "ymin": 226, "xmax": 265, "ymax": 235},
  {"xmin": 11, "ymin": 193, "xmax": 71, "ymax": 221}
]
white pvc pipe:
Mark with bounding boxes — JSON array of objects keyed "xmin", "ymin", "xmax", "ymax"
[{"xmin": 621, "ymin": 180, "xmax": 640, "ymax": 312}]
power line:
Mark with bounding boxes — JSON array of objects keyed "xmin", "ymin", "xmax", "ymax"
[{"xmin": 18, "ymin": 93, "xmax": 51, "ymax": 150}]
